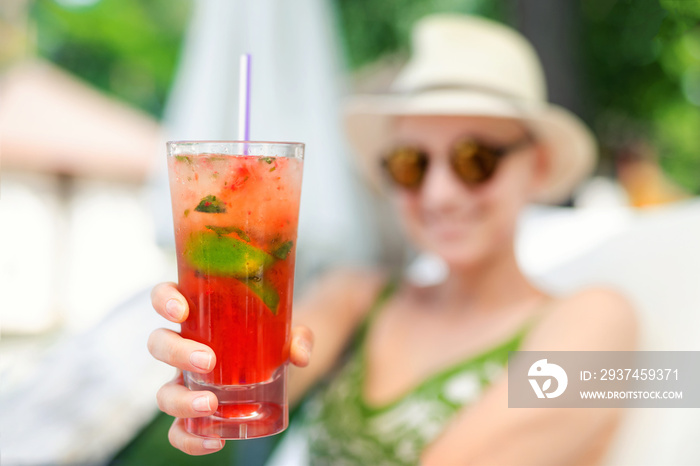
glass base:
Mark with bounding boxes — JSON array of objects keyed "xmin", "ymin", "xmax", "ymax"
[{"xmin": 184, "ymin": 365, "xmax": 288, "ymax": 439}]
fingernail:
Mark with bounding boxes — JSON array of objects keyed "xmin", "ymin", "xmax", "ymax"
[
  {"xmin": 192, "ymin": 395, "xmax": 211, "ymax": 412},
  {"xmin": 165, "ymin": 299, "xmax": 183, "ymax": 320},
  {"xmin": 190, "ymin": 351, "xmax": 212, "ymax": 370},
  {"xmin": 203, "ymin": 439, "xmax": 223, "ymax": 450}
]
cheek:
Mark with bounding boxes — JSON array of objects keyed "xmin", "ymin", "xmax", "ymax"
[
  {"xmin": 485, "ymin": 153, "xmax": 536, "ymax": 207},
  {"xmin": 393, "ymin": 192, "xmax": 424, "ymax": 240},
  {"xmin": 477, "ymin": 156, "xmax": 534, "ymax": 237}
]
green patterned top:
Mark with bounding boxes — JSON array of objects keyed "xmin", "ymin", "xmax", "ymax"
[{"xmin": 303, "ymin": 281, "xmax": 533, "ymax": 466}]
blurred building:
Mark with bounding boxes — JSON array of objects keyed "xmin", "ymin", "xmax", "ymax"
[{"xmin": 0, "ymin": 59, "xmax": 164, "ymax": 334}]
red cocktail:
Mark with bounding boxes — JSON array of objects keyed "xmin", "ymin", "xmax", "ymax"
[{"xmin": 167, "ymin": 141, "xmax": 304, "ymax": 439}]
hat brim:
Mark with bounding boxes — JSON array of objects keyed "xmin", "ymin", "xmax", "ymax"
[{"xmin": 344, "ymin": 90, "xmax": 596, "ymax": 204}]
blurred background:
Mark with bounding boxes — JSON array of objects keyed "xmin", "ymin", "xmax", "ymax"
[{"xmin": 1, "ymin": 0, "xmax": 700, "ymax": 465}]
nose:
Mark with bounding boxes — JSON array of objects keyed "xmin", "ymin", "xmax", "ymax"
[{"xmin": 420, "ymin": 160, "xmax": 473, "ymax": 212}]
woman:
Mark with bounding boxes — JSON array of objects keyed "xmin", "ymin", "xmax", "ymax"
[{"xmin": 148, "ymin": 14, "xmax": 636, "ymax": 465}]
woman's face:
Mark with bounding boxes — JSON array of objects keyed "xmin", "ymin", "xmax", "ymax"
[{"xmin": 389, "ymin": 115, "xmax": 546, "ymax": 269}]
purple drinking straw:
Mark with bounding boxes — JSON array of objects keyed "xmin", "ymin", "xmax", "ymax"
[{"xmin": 238, "ymin": 53, "xmax": 251, "ymax": 143}]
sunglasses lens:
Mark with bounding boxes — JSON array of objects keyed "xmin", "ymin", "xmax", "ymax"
[
  {"xmin": 383, "ymin": 140, "xmax": 507, "ymax": 190},
  {"xmin": 451, "ymin": 140, "xmax": 499, "ymax": 185},
  {"xmin": 383, "ymin": 147, "xmax": 427, "ymax": 189}
]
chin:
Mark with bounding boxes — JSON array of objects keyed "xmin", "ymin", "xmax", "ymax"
[{"xmin": 425, "ymin": 241, "xmax": 493, "ymax": 271}]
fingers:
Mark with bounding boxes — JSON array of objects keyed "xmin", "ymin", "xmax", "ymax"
[
  {"xmin": 168, "ymin": 418, "xmax": 225, "ymax": 455},
  {"xmin": 157, "ymin": 374, "xmax": 218, "ymax": 419},
  {"xmin": 152, "ymin": 282, "xmax": 189, "ymax": 323},
  {"xmin": 148, "ymin": 328, "xmax": 216, "ymax": 373},
  {"xmin": 290, "ymin": 325, "xmax": 314, "ymax": 367}
]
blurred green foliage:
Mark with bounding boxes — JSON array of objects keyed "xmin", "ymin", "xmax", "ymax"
[
  {"xmin": 334, "ymin": 0, "xmax": 511, "ymax": 70},
  {"xmin": 31, "ymin": 0, "xmax": 192, "ymax": 117},
  {"xmin": 581, "ymin": 0, "xmax": 700, "ymax": 192}
]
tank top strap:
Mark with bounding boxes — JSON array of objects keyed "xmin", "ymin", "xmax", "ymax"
[{"xmin": 511, "ymin": 296, "xmax": 558, "ymax": 347}]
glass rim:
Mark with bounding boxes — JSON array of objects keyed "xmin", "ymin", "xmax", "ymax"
[{"xmin": 167, "ymin": 140, "xmax": 305, "ymax": 147}]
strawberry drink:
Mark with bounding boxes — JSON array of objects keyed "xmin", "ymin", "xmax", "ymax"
[{"xmin": 167, "ymin": 141, "xmax": 304, "ymax": 439}]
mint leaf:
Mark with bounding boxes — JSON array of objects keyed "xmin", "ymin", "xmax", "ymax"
[
  {"xmin": 231, "ymin": 228, "xmax": 251, "ymax": 242},
  {"xmin": 205, "ymin": 225, "xmax": 235, "ymax": 236},
  {"xmin": 272, "ymin": 240, "xmax": 294, "ymax": 260},
  {"xmin": 185, "ymin": 232, "xmax": 274, "ymax": 278},
  {"xmin": 174, "ymin": 155, "xmax": 192, "ymax": 164},
  {"xmin": 260, "ymin": 157, "xmax": 274, "ymax": 164},
  {"xmin": 205, "ymin": 225, "xmax": 251, "ymax": 242},
  {"xmin": 195, "ymin": 195, "xmax": 226, "ymax": 213}
]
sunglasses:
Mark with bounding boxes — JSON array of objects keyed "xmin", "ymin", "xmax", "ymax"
[{"xmin": 381, "ymin": 134, "xmax": 535, "ymax": 190}]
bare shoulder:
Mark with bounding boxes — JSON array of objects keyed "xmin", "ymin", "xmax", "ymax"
[
  {"xmin": 553, "ymin": 287, "xmax": 637, "ymax": 326},
  {"xmin": 523, "ymin": 287, "xmax": 638, "ymax": 351},
  {"xmin": 297, "ymin": 266, "xmax": 389, "ymax": 322}
]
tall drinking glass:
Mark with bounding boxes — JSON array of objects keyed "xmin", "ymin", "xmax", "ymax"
[{"xmin": 166, "ymin": 141, "xmax": 304, "ymax": 439}]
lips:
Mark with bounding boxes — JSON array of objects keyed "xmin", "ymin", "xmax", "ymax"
[{"xmin": 425, "ymin": 219, "xmax": 475, "ymax": 241}]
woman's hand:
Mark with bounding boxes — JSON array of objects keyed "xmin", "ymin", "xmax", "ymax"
[{"xmin": 147, "ymin": 282, "xmax": 314, "ymax": 456}]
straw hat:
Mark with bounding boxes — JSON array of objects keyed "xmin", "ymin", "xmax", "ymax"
[{"xmin": 344, "ymin": 14, "xmax": 596, "ymax": 204}]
